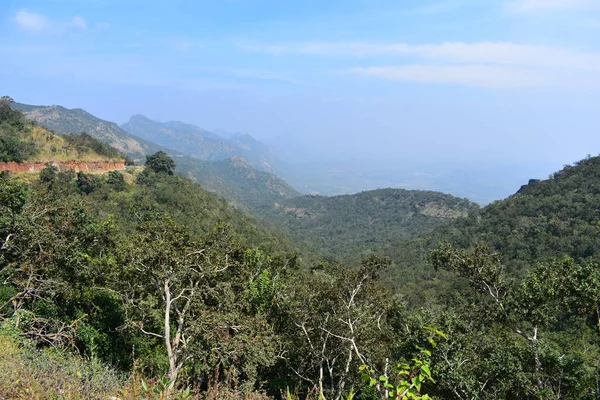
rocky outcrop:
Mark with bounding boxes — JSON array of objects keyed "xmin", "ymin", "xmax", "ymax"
[{"xmin": 0, "ymin": 161, "xmax": 126, "ymax": 173}]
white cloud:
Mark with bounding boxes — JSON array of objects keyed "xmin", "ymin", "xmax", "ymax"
[
  {"xmin": 14, "ymin": 10, "xmax": 50, "ymax": 33},
  {"xmin": 249, "ymin": 41, "xmax": 600, "ymax": 71},
  {"xmin": 247, "ymin": 40, "xmax": 600, "ymax": 89},
  {"xmin": 350, "ymin": 65, "xmax": 552, "ymax": 88},
  {"xmin": 508, "ymin": 0, "xmax": 600, "ymax": 13},
  {"xmin": 73, "ymin": 16, "xmax": 88, "ymax": 30}
]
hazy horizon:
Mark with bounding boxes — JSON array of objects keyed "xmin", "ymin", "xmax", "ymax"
[{"xmin": 2, "ymin": 0, "xmax": 599, "ymax": 202}]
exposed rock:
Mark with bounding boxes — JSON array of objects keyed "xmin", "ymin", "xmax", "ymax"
[{"xmin": 0, "ymin": 161, "xmax": 126, "ymax": 173}]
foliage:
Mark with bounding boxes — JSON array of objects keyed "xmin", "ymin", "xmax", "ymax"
[
  {"xmin": 76, "ymin": 171, "xmax": 103, "ymax": 194},
  {"xmin": 2, "ymin": 147, "xmax": 600, "ymax": 399},
  {"xmin": 145, "ymin": 150, "xmax": 176, "ymax": 175},
  {"xmin": 0, "ymin": 97, "xmax": 37, "ymax": 162},
  {"xmin": 39, "ymin": 163, "xmax": 58, "ymax": 183},
  {"xmin": 0, "ymin": 327, "xmax": 124, "ymax": 399},
  {"xmin": 63, "ymin": 132, "xmax": 122, "ymax": 159}
]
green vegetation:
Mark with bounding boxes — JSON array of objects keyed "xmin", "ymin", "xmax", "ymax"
[
  {"xmin": 0, "ymin": 97, "xmax": 37, "ymax": 162},
  {"xmin": 179, "ymin": 155, "xmax": 301, "ymax": 212},
  {"xmin": 260, "ymin": 188, "xmax": 478, "ymax": 264},
  {"xmin": 2, "ymin": 100, "xmax": 600, "ymax": 399},
  {"xmin": 145, "ymin": 150, "xmax": 176, "ymax": 175},
  {"xmin": 386, "ymin": 155, "xmax": 600, "ymax": 294}
]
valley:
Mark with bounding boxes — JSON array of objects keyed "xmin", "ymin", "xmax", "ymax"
[{"xmin": 1, "ymin": 93, "xmax": 599, "ymax": 399}]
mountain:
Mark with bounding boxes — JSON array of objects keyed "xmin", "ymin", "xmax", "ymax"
[
  {"xmin": 121, "ymin": 114, "xmax": 286, "ymax": 174},
  {"xmin": 9, "ymin": 101, "xmax": 301, "ymax": 211},
  {"xmin": 11, "ymin": 103, "xmax": 167, "ymax": 159},
  {"xmin": 260, "ymin": 188, "xmax": 479, "ymax": 263}
]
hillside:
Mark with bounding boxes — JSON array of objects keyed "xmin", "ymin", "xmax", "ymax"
[
  {"xmin": 261, "ymin": 188, "xmax": 479, "ymax": 263},
  {"xmin": 1, "ymin": 100, "xmax": 123, "ymax": 170},
  {"xmin": 11, "ymin": 103, "xmax": 167, "ymax": 159},
  {"xmin": 178, "ymin": 154, "xmax": 301, "ymax": 211},
  {"xmin": 10, "ymin": 101, "xmax": 303, "ymax": 210},
  {"xmin": 387, "ymin": 154, "xmax": 600, "ymax": 292},
  {"xmin": 121, "ymin": 114, "xmax": 286, "ymax": 174}
]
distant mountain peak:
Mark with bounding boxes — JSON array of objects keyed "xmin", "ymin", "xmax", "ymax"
[
  {"xmin": 228, "ymin": 156, "xmax": 250, "ymax": 167},
  {"xmin": 121, "ymin": 115, "xmax": 287, "ymax": 175},
  {"xmin": 128, "ymin": 114, "xmax": 155, "ymax": 122}
]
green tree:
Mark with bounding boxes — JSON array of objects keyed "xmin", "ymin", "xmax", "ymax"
[
  {"xmin": 145, "ymin": 151, "xmax": 175, "ymax": 175},
  {"xmin": 277, "ymin": 256, "xmax": 395, "ymax": 399},
  {"xmin": 430, "ymin": 243, "xmax": 600, "ymax": 398},
  {"xmin": 39, "ymin": 163, "xmax": 58, "ymax": 183},
  {"xmin": 76, "ymin": 171, "xmax": 103, "ymax": 194}
]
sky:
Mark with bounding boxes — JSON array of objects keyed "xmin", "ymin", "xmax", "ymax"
[{"xmin": 1, "ymin": 0, "xmax": 600, "ymax": 199}]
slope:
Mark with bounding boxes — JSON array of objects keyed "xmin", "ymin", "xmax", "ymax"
[
  {"xmin": 11, "ymin": 101, "xmax": 300, "ymax": 211},
  {"xmin": 121, "ymin": 114, "xmax": 286, "ymax": 174},
  {"xmin": 11, "ymin": 103, "xmax": 167, "ymax": 159},
  {"xmin": 177, "ymin": 155, "xmax": 301, "ymax": 212},
  {"xmin": 261, "ymin": 188, "xmax": 479, "ymax": 263},
  {"xmin": 388, "ymin": 154, "xmax": 600, "ymax": 291},
  {"xmin": 1, "ymin": 100, "xmax": 123, "ymax": 166}
]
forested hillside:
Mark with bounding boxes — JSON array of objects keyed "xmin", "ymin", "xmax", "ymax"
[
  {"xmin": 2, "ymin": 98, "xmax": 599, "ymax": 399},
  {"xmin": 178, "ymin": 155, "xmax": 301, "ymax": 211},
  {"xmin": 387, "ymin": 155, "xmax": 600, "ymax": 293},
  {"xmin": 261, "ymin": 188, "xmax": 478, "ymax": 263}
]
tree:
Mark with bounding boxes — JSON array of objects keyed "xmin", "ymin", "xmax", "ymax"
[
  {"xmin": 107, "ymin": 171, "xmax": 126, "ymax": 191},
  {"xmin": 117, "ymin": 216, "xmax": 245, "ymax": 394},
  {"xmin": 145, "ymin": 151, "xmax": 175, "ymax": 175},
  {"xmin": 39, "ymin": 163, "xmax": 58, "ymax": 183},
  {"xmin": 429, "ymin": 243, "xmax": 600, "ymax": 398},
  {"xmin": 76, "ymin": 171, "xmax": 102, "ymax": 194},
  {"xmin": 278, "ymin": 256, "xmax": 395, "ymax": 400}
]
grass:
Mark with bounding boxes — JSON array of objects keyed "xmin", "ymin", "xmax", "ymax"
[
  {"xmin": 4, "ymin": 124, "xmax": 122, "ymax": 163},
  {"xmin": 0, "ymin": 326, "xmax": 272, "ymax": 399},
  {"xmin": 0, "ymin": 330, "xmax": 125, "ymax": 399}
]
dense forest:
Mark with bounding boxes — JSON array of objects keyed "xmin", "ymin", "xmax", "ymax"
[
  {"xmin": 1, "ymin": 98, "xmax": 599, "ymax": 399},
  {"xmin": 260, "ymin": 189, "xmax": 478, "ymax": 264}
]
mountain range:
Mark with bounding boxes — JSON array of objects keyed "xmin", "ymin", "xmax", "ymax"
[
  {"xmin": 121, "ymin": 114, "xmax": 285, "ymax": 174},
  {"xmin": 7, "ymin": 99, "xmax": 482, "ymax": 263},
  {"xmin": 11, "ymin": 101, "xmax": 299, "ymax": 210}
]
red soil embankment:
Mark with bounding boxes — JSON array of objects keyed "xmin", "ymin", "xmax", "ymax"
[{"xmin": 0, "ymin": 161, "xmax": 126, "ymax": 173}]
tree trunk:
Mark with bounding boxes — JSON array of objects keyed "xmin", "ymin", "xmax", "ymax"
[{"xmin": 163, "ymin": 279, "xmax": 180, "ymax": 395}]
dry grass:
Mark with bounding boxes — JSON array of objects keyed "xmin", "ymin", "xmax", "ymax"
[
  {"xmin": 0, "ymin": 332, "xmax": 124, "ymax": 399},
  {"xmin": 0, "ymin": 331, "xmax": 274, "ymax": 400},
  {"xmin": 16, "ymin": 125, "xmax": 120, "ymax": 163}
]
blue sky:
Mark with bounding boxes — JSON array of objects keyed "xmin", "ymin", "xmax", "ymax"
[{"xmin": 1, "ymin": 0, "xmax": 600, "ymax": 197}]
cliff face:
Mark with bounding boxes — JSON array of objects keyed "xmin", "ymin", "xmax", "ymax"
[{"xmin": 0, "ymin": 161, "xmax": 126, "ymax": 173}]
